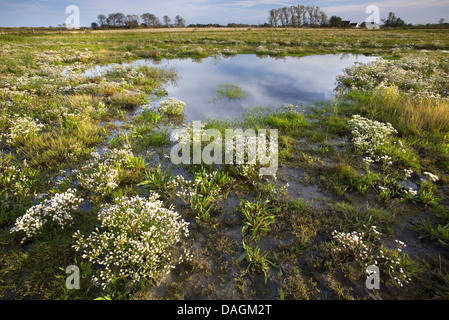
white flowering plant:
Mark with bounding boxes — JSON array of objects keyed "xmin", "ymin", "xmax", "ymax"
[
  {"xmin": 76, "ymin": 145, "xmax": 144, "ymax": 199},
  {"xmin": 221, "ymin": 47, "xmax": 237, "ymax": 56},
  {"xmin": 158, "ymin": 98, "xmax": 186, "ymax": 115},
  {"xmin": 73, "ymin": 194, "xmax": 190, "ymax": 289},
  {"xmin": 336, "ymin": 55, "xmax": 449, "ymax": 100},
  {"xmin": 0, "ymin": 114, "xmax": 44, "ymax": 146},
  {"xmin": 348, "ymin": 115, "xmax": 398, "ymax": 157},
  {"xmin": 410, "ymin": 171, "xmax": 441, "ymax": 207},
  {"xmin": 332, "ymin": 225, "xmax": 414, "ymax": 288},
  {"xmin": 10, "ymin": 188, "xmax": 83, "ymax": 243}
]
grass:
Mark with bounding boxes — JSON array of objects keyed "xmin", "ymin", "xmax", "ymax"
[
  {"xmin": 0, "ymin": 27, "xmax": 449, "ymax": 301},
  {"xmin": 108, "ymin": 91, "xmax": 146, "ymax": 110},
  {"xmin": 346, "ymin": 88, "xmax": 449, "ymax": 136},
  {"xmin": 137, "ymin": 164, "xmax": 176, "ymax": 200},
  {"xmin": 215, "ymin": 83, "xmax": 247, "ymax": 100},
  {"xmin": 239, "ymin": 199, "xmax": 277, "ymax": 240}
]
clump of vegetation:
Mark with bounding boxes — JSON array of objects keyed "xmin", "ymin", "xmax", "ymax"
[
  {"xmin": 347, "ymin": 114, "xmax": 398, "ymax": 157},
  {"xmin": 238, "ymin": 241, "xmax": 279, "ymax": 285},
  {"xmin": 215, "ymin": 83, "xmax": 247, "ymax": 100},
  {"xmin": 239, "ymin": 199, "xmax": 277, "ymax": 239},
  {"xmin": 10, "ymin": 189, "xmax": 83, "ymax": 243},
  {"xmin": 176, "ymin": 167, "xmax": 232, "ymax": 221},
  {"xmin": 76, "ymin": 145, "xmax": 145, "ymax": 200},
  {"xmin": 73, "ymin": 194, "xmax": 191, "ymax": 289},
  {"xmin": 0, "ymin": 114, "xmax": 44, "ymax": 146},
  {"xmin": 109, "ymin": 91, "xmax": 146, "ymax": 110},
  {"xmin": 158, "ymin": 97, "xmax": 186, "ymax": 115},
  {"xmin": 0, "ymin": 154, "xmax": 39, "ymax": 201},
  {"xmin": 332, "ymin": 225, "xmax": 415, "ymax": 288}
]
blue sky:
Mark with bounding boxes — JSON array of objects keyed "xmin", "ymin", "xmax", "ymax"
[{"xmin": 0, "ymin": 0, "xmax": 448, "ymax": 27}]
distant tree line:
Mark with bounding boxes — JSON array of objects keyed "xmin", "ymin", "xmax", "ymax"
[
  {"xmin": 88, "ymin": 10, "xmax": 445, "ymax": 30},
  {"xmin": 267, "ymin": 5, "xmax": 329, "ymax": 27},
  {"xmin": 265, "ymin": 5, "xmax": 419, "ymax": 29},
  {"xmin": 91, "ymin": 13, "xmax": 186, "ymax": 29},
  {"xmin": 186, "ymin": 23, "xmax": 262, "ymax": 28}
]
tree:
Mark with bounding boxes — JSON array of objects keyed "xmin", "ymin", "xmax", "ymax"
[
  {"xmin": 289, "ymin": 6, "xmax": 298, "ymax": 27},
  {"xmin": 267, "ymin": 5, "xmax": 328, "ymax": 28},
  {"xmin": 305, "ymin": 5, "xmax": 314, "ymax": 26},
  {"xmin": 114, "ymin": 13, "xmax": 125, "ymax": 27},
  {"xmin": 106, "ymin": 13, "xmax": 125, "ymax": 27},
  {"xmin": 383, "ymin": 12, "xmax": 405, "ymax": 27},
  {"xmin": 141, "ymin": 13, "xmax": 161, "ymax": 27},
  {"xmin": 106, "ymin": 13, "xmax": 114, "ymax": 26},
  {"xmin": 329, "ymin": 16, "xmax": 342, "ymax": 27},
  {"xmin": 281, "ymin": 7, "xmax": 290, "ymax": 26},
  {"xmin": 91, "ymin": 22, "xmax": 100, "ymax": 30},
  {"xmin": 294, "ymin": 5, "xmax": 305, "ymax": 27},
  {"xmin": 319, "ymin": 12, "xmax": 328, "ymax": 27},
  {"xmin": 163, "ymin": 15, "xmax": 171, "ymax": 28},
  {"xmin": 126, "ymin": 14, "xmax": 139, "ymax": 28},
  {"xmin": 175, "ymin": 15, "xmax": 186, "ymax": 27},
  {"xmin": 268, "ymin": 8, "xmax": 279, "ymax": 27},
  {"xmin": 97, "ymin": 14, "xmax": 107, "ymax": 28}
]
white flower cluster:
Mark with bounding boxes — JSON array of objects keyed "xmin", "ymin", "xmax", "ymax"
[
  {"xmin": 404, "ymin": 168, "xmax": 413, "ymax": 179},
  {"xmin": 348, "ymin": 115, "xmax": 398, "ymax": 156},
  {"xmin": 423, "ymin": 171, "xmax": 439, "ymax": 183},
  {"xmin": 403, "ymin": 187, "xmax": 418, "ymax": 197},
  {"xmin": 332, "ymin": 225, "xmax": 411, "ymax": 287},
  {"xmin": 403, "ymin": 169, "xmax": 418, "ymax": 197},
  {"xmin": 1, "ymin": 60, "xmax": 88, "ymax": 97},
  {"xmin": 73, "ymin": 194, "xmax": 190, "ymax": 289},
  {"xmin": 10, "ymin": 189, "xmax": 83, "ymax": 242},
  {"xmin": 101, "ymin": 64, "xmax": 146, "ymax": 80},
  {"xmin": 76, "ymin": 145, "xmax": 137, "ymax": 197},
  {"xmin": 221, "ymin": 47, "xmax": 237, "ymax": 55},
  {"xmin": 255, "ymin": 45, "xmax": 269, "ymax": 53},
  {"xmin": 337, "ymin": 55, "xmax": 449, "ymax": 99},
  {"xmin": 81, "ymin": 101, "xmax": 108, "ymax": 119},
  {"xmin": 283, "ymin": 104, "xmax": 301, "ymax": 114},
  {"xmin": 0, "ymin": 114, "xmax": 44, "ymax": 146},
  {"xmin": 176, "ymin": 170, "xmax": 222, "ymax": 200},
  {"xmin": 158, "ymin": 97, "xmax": 186, "ymax": 115}
]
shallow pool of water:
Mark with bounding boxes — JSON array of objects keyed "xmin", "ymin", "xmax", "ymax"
[{"xmin": 90, "ymin": 54, "xmax": 378, "ymax": 122}]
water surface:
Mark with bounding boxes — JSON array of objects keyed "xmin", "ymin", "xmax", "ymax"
[
  {"xmin": 154, "ymin": 54, "xmax": 377, "ymax": 121},
  {"xmin": 90, "ymin": 54, "xmax": 378, "ymax": 122}
]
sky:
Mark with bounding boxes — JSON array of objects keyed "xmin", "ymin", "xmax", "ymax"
[{"xmin": 0, "ymin": 0, "xmax": 448, "ymax": 27}]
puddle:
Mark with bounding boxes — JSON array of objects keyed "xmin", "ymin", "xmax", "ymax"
[{"xmin": 86, "ymin": 54, "xmax": 378, "ymax": 122}]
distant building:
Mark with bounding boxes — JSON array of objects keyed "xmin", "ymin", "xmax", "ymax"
[
  {"xmin": 341, "ymin": 20, "xmax": 351, "ymax": 27},
  {"xmin": 360, "ymin": 21, "xmax": 380, "ymax": 29},
  {"xmin": 349, "ymin": 22, "xmax": 360, "ymax": 28}
]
